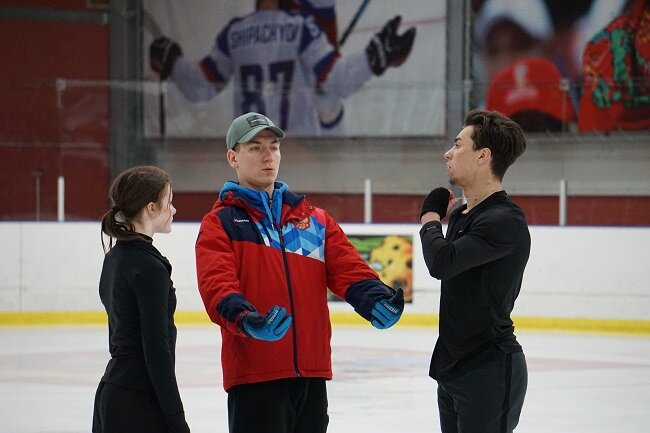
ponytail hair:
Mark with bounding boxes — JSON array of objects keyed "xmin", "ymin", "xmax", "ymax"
[{"xmin": 101, "ymin": 166, "xmax": 171, "ymax": 253}]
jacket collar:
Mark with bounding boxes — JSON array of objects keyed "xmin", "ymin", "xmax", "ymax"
[{"xmin": 218, "ymin": 181, "xmax": 304, "ymax": 225}]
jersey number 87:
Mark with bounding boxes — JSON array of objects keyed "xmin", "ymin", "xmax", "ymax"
[{"xmin": 240, "ymin": 60, "xmax": 295, "ymax": 130}]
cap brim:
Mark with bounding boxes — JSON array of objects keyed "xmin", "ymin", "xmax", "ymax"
[{"xmin": 236, "ymin": 125, "xmax": 285, "ymax": 146}]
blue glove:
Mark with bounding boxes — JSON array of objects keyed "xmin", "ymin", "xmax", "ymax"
[
  {"xmin": 242, "ymin": 305, "xmax": 292, "ymax": 342},
  {"xmin": 371, "ymin": 288, "xmax": 404, "ymax": 329}
]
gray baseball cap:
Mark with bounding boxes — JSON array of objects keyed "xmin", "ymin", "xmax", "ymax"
[{"xmin": 226, "ymin": 112, "xmax": 285, "ymax": 150}]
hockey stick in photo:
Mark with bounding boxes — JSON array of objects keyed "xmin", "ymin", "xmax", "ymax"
[
  {"xmin": 339, "ymin": 0, "xmax": 371, "ymax": 47},
  {"xmin": 142, "ymin": 8, "xmax": 166, "ymax": 138}
]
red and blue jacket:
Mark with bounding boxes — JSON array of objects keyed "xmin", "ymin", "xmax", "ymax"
[{"xmin": 195, "ymin": 181, "xmax": 394, "ymax": 390}]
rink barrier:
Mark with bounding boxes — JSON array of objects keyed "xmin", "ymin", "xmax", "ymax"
[
  {"xmin": 2, "ymin": 223, "xmax": 649, "ymax": 322},
  {"xmin": 1, "ymin": 311, "xmax": 649, "ymax": 335}
]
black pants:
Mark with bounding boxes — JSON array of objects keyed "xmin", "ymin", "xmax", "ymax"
[
  {"xmin": 227, "ymin": 377, "xmax": 329, "ymax": 433},
  {"xmin": 92, "ymin": 381, "xmax": 166, "ymax": 433},
  {"xmin": 437, "ymin": 350, "xmax": 527, "ymax": 433}
]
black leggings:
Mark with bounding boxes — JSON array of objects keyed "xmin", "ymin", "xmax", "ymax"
[
  {"xmin": 437, "ymin": 350, "xmax": 528, "ymax": 433},
  {"xmin": 227, "ymin": 377, "xmax": 329, "ymax": 433},
  {"xmin": 92, "ymin": 381, "xmax": 166, "ymax": 433}
]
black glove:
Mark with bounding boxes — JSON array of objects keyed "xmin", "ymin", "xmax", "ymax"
[
  {"xmin": 149, "ymin": 37, "xmax": 182, "ymax": 80},
  {"xmin": 420, "ymin": 187, "xmax": 451, "ymax": 219},
  {"xmin": 366, "ymin": 16, "xmax": 416, "ymax": 76}
]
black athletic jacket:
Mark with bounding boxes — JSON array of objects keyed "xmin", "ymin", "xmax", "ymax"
[
  {"xmin": 98, "ymin": 237, "xmax": 188, "ymax": 430},
  {"xmin": 420, "ymin": 191, "xmax": 530, "ymax": 380}
]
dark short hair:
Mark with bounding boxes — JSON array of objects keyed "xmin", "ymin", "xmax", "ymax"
[
  {"xmin": 100, "ymin": 165, "xmax": 171, "ymax": 252},
  {"xmin": 464, "ymin": 109, "xmax": 526, "ymax": 180}
]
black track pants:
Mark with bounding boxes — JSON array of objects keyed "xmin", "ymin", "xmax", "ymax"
[
  {"xmin": 437, "ymin": 350, "xmax": 527, "ymax": 433},
  {"xmin": 227, "ymin": 377, "xmax": 329, "ymax": 433}
]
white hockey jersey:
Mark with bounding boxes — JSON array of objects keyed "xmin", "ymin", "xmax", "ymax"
[{"xmin": 172, "ymin": 9, "xmax": 373, "ymax": 136}]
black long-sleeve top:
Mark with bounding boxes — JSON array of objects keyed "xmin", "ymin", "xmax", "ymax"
[
  {"xmin": 98, "ymin": 237, "xmax": 189, "ymax": 431},
  {"xmin": 419, "ymin": 191, "xmax": 530, "ymax": 380}
]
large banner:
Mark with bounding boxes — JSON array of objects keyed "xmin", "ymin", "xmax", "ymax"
[
  {"xmin": 142, "ymin": 0, "xmax": 446, "ymax": 138},
  {"xmin": 327, "ymin": 234, "xmax": 414, "ymax": 302},
  {"xmin": 472, "ymin": 0, "xmax": 650, "ymax": 133}
]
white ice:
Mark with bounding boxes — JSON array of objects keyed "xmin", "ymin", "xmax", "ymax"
[{"xmin": 1, "ymin": 325, "xmax": 649, "ymax": 432}]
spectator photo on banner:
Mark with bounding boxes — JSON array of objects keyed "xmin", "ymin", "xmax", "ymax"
[{"xmin": 472, "ymin": 0, "xmax": 649, "ymax": 133}]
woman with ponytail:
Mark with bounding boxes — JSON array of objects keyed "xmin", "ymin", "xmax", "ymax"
[{"xmin": 92, "ymin": 166, "xmax": 190, "ymax": 433}]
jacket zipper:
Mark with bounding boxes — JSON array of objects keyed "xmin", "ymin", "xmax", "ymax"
[{"xmin": 273, "ymin": 217, "xmax": 301, "ymax": 378}]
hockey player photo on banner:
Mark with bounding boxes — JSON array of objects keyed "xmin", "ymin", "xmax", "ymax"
[{"xmin": 144, "ymin": 0, "xmax": 446, "ymax": 138}]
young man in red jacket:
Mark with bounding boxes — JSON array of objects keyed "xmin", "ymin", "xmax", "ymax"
[{"xmin": 195, "ymin": 112, "xmax": 404, "ymax": 433}]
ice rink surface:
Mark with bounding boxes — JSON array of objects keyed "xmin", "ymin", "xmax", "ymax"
[{"xmin": 1, "ymin": 324, "xmax": 649, "ymax": 433}]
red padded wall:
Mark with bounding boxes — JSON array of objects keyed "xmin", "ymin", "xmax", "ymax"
[{"xmin": 0, "ymin": 8, "xmax": 109, "ymax": 220}]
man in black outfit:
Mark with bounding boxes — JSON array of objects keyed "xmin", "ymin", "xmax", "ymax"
[{"xmin": 419, "ymin": 109, "xmax": 530, "ymax": 433}]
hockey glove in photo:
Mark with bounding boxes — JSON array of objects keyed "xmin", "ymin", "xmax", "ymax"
[
  {"xmin": 366, "ymin": 15, "xmax": 416, "ymax": 76},
  {"xmin": 149, "ymin": 36, "xmax": 182, "ymax": 80}
]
